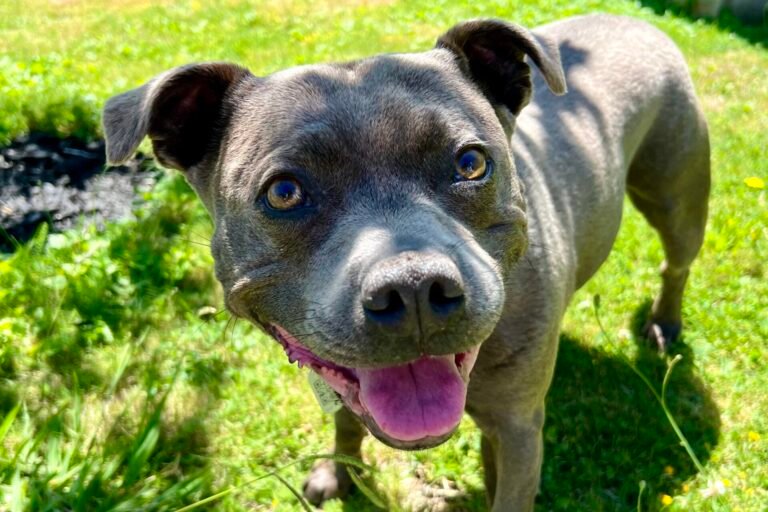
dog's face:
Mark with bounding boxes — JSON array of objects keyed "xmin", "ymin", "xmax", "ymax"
[{"xmin": 103, "ymin": 20, "xmax": 565, "ymax": 449}]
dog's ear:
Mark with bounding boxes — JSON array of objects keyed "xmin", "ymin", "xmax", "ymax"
[
  {"xmin": 436, "ymin": 19, "xmax": 566, "ymax": 115},
  {"xmin": 103, "ymin": 62, "xmax": 251, "ymax": 172}
]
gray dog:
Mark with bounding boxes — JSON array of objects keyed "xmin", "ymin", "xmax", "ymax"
[{"xmin": 103, "ymin": 13, "xmax": 709, "ymax": 511}]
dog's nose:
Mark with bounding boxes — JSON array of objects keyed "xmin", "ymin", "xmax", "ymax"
[{"xmin": 361, "ymin": 253, "xmax": 465, "ymax": 336}]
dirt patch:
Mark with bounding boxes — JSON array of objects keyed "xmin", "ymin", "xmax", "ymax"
[
  {"xmin": 400, "ymin": 470, "xmax": 468, "ymax": 511},
  {"xmin": 0, "ymin": 133, "xmax": 158, "ymax": 252}
]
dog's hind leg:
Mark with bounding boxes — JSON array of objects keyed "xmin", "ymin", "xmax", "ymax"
[
  {"xmin": 626, "ymin": 93, "xmax": 710, "ymax": 350},
  {"xmin": 303, "ymin": 407, "xmax": 366, "ymax": 505}
]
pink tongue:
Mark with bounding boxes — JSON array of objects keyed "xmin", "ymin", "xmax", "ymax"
[{"xmin": 356, "ymin": 356, "xmax": 466, "ymax": 442}]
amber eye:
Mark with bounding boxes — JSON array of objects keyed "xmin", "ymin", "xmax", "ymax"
[
  {"xmin": 455, "ymin": 148, "xmax": 488, "ymax": 181},
  {"xmin": 265, "ymin": 177, "xmax": 306, "ymax": 210}
]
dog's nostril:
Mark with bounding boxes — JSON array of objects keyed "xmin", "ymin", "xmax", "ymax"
[
  {"xmin": 380, "ymin": 290, "xmax": 405, "ymax": 314},
  {"xmin": 364, "ymin": 289, "xmax": 406, "ymax": 324},
  {"xmin": 428, "ymin": 281, "xmax": 464, "ymax": 315}
]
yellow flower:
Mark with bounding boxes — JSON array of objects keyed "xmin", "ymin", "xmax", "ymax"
[
  {"xmin": 748, "ymin": 431, "xmax": 761, "ymax": 442},
  {"xmin": 661, "ymin": 494, "xmax": 674, "ymax": 506},
  {"xmin": 682, "ymin": 483, "xmax": 690, "ymax": 493},
  {"xmin": 722, "ymin": 478, "xmax": 732, "ymax": 487},
  {"xmin": 664, "ymin": 465, "xmax": 675, "ymax": 476},
  {"xmin": 744, "ymin": 176, "xmax": 765, "ymax": 189}
]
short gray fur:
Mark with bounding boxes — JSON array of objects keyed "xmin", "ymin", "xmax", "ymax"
[{"xmin": 103, "ymin": 14, "xmax": 710, "ymax": 510}]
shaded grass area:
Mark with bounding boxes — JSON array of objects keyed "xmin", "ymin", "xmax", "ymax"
[
  {"xmin": 1, "ymin": 0, "xmax": 767, "ymax": 511},
  {"xmin": 541, "ymin": 320, "xmax": 721, "ymax": 510},
  {"xmin": 637, "ymin": 0, "xmax": 767, "ymax": 46}
]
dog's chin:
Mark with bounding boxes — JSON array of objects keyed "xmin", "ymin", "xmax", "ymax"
[{"xmin": 268, "ymin": 324, "xmax": 481, "ymax": 448}]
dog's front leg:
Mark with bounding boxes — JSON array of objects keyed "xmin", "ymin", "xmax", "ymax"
[
  {"xmin": 474, "ymin": 405, "xmax": 546, "ymax": 512},
  {"xmin": 303, "ymin": 407, "xmax": 366, "ymax": 506}
]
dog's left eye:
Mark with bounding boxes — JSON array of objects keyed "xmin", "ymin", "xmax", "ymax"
[
  {"xmin": 455, "ymin": 148, "xmax": 490, "ymax": 181},
  {"xmin": 265, "ymin": 177, "xmax": 307, "ymax": 211}
]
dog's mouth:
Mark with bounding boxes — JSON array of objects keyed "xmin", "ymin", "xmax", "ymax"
[{"xmin": 268, "ymin": 325, "xmax": 480, "ymax": 449}]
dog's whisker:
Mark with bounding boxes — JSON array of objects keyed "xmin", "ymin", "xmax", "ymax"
[
  {"xmin": 224, "ymin": 316, "xmax": 241, "ymax": 344},
  {"xmin": 179, "ymin": 238, "xmax": 211, "ymax": 248},
  {"xmin": 188, "ymin": 229, "xmax": 212, "ymax": 243},
  {"xmin": 221, "ymin": 316, "xmax": 234, "ymax": 343}
]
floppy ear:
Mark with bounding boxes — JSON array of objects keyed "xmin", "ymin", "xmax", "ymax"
[
  {"xmin": 102, "ymin": 62, "xmax": 252, "ymax": 172},
  {"xmin": 436, "ymin": 19, "xmax": 566, "ymax": 115}
]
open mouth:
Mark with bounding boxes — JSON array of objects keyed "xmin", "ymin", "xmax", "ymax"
[{"xmin": 268, "ymin": 325, "xmax": 480, "ymax": 448}]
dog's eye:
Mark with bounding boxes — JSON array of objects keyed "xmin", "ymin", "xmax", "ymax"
[
  {"xmin": 265, "ymin": 177, "xmax": 306, "ymax": 210},
  {"xmin": 455, "ymin": 148, "xmax": 488, "ymax": 181}
]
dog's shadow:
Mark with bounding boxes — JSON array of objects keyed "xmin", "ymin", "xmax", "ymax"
[
  {"xmin": 412, "ymin": 300, "xmax": 719, "ymax": 512},
  {"xmin": 535, "ymin": 305, "xmax": 720, "ymax": 510}
]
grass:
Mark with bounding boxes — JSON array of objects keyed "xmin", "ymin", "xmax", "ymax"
[{"xmin": 0, "ymin": 0, "xmax": 766, "ymax": 510}]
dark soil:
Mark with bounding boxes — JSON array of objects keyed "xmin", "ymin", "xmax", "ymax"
[{"xmin": 0, "ymin": 133, "xmax": 160, "ymax": 252}]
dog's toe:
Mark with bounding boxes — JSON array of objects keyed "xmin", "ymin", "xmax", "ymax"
[
  {"xmin": 303, "ymin": 459, "xmax": 354, "ymax": 507},
  {"xmin": 644, "ymin": 321, "xmax": 681, "ymax": 352}
]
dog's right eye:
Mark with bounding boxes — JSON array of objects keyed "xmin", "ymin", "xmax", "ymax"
[
  {"xmin": 454, "ymin": 147, "xmax": 490, "ymax": 182},
  {"xmin": 265, "ymin": 177, "xmax": 307, "ymax": 211}
]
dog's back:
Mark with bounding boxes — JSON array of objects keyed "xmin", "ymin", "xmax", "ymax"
[{"xmin": 515, "ymin": 15, "xmax": 709, "ymax": 293}]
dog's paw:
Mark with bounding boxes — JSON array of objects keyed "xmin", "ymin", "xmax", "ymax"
[
  {"xmin": 303, "ymin": 459, "xmax": 354, "ymax": 507},
  {"xmin": 644, "ymin": 321, "xmax": 681, "ymax": 352}
]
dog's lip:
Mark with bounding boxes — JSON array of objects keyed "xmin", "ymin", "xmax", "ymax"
[
  {"xmin": 267, "ymin": 324, "xmax": 481, "ymax": 444},
  {"xmin": 267, "ymin": 324, "xmax": 480, "ymax": 382}
]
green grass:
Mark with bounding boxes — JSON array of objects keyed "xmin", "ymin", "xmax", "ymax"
[{"xmin": 0, "ymin": 0, "xmax": 766, "ymax": 510}]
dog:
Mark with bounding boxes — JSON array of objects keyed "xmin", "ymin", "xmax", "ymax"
[{"xmin": 102, "ymin": 13, "xmax": 710, "ymax": 510}]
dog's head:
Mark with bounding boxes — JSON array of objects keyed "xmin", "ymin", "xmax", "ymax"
[{"xmin": 103, "ymin": 20, "xmax": 565, "ymax": 449}]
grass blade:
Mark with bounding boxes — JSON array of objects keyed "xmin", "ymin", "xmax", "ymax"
[
  {"xmin": 0, "ymin": 402, "xmax": 21, "ymax": 448},
  {"xmin": 178, "ymin": 453, "xmax": 381, "ymax": 511},
  {"xmin": 592, "ymin": 295, "xmax": 706, "ymax": 475},
  {"xmin": 174, "ymin": 488, "xmax": 233, "ymax": 512},
  {"xmin": 272, "ymin": 472, "xmax": 313, "ymax": 512},
  {"xmin": 296, "ymin": 453, "xmax": 377, "ymax": 473},
  {"xmin": 348, "ymin": 467, "xmax": 386, "ymax": 509},
  {"xmin": 174, "ymin": 469, "xmax": 287, "ymax": 511}
]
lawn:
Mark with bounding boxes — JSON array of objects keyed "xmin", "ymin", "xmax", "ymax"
[{"xmin": 0, "ymin": 0, "xmax": 766, "ymax": 510}]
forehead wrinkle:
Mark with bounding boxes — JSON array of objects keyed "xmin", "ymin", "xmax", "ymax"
[
  {"xmin": 311, "ymin": 107, "xmax": 456, "ymax": 179},
  {"xmin": 264, "ymin": 51, "xmax": 501, "ymax": 146},
  {"xmin": 272, "ymin": 85, "xmax": 451, "ymax": 161}
]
